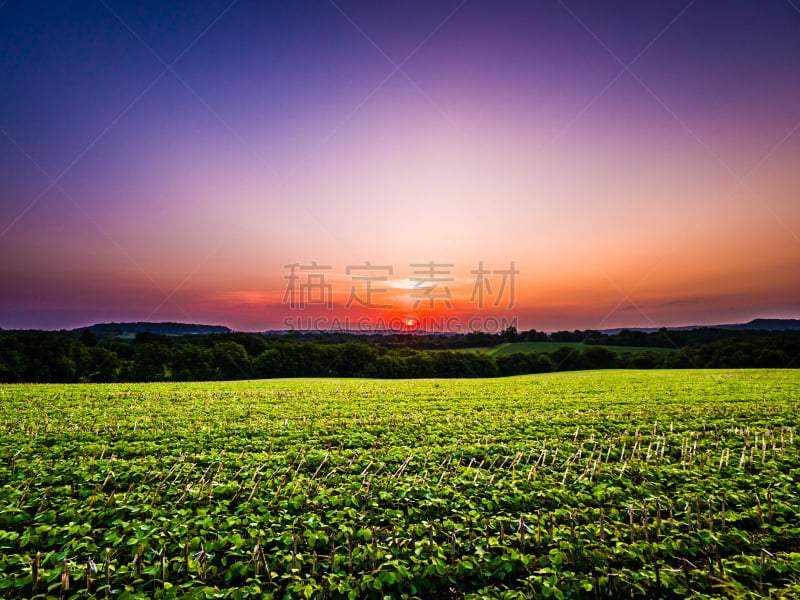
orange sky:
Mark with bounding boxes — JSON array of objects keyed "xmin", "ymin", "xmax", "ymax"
[{"xmin": 1, "ymin": 2, "xmax": 798, "ymax": 331}]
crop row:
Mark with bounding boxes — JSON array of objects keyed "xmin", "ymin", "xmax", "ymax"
[{"xmin": 1, "ymin": 370, "xmax": 799, "ymax": 598}]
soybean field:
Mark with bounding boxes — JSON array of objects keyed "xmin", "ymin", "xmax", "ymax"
[{"xmin": 1, "ymin": 369, "xmax": 799, "ymax": 599}]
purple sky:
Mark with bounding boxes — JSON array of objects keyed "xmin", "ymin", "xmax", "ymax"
[{"xmin": 1, "ymin": 1, "xmax": 799, "ymax": 331}]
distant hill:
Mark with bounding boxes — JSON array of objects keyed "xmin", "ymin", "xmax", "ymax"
[
  {"xmin": 713, "ymin": 318, "xmax": 800, "ymax": 331},
  {"xmin": 72, "ymin": 322, "xmax": 232, "ymax": 337},
  {"xmin": 8, "ymin": 317, "xmax": 795, "ymax": 338},
  {"xmin": 600, "ymin": 318, "xmax": 800, "ymax": 335}
]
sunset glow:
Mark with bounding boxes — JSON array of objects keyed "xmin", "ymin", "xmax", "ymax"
[{"xmin": 1, "ymin": 1, "xmax": 798, "ymax": 331}]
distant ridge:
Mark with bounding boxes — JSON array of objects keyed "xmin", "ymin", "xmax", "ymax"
[
  {"xmin": 72, "ymin": 322, "xmax": 232, "ymax": 336},
  {"xmin": 712, "ymin": 318, "xmax": 800, "ymax": 331},
  {"xmin": 8, "ymin": 317, "xmax": 794, "ymax": 337},
  {"xmin": 65, "ymin": 318, "xmax": 800, "ymax": 336},
  {"xmin": 599, "ymin": 318, "xmax": 800, "ymax": 335}
]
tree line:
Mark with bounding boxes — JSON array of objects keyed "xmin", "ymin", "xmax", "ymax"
[{"xmin": 0, "ymin": 329, "xmax": 797, "ymax": 383}]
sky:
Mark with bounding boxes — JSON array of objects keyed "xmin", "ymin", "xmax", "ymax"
[{"xmin": 1, "ymin": 0, "xmax": 799, "ymax": 332}]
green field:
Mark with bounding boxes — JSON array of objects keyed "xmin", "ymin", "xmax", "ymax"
[
  {"xmin": 1, "ymin": 370, "xmax": 799, "ymax": 598},
  {"xmin": 461, "ymin": 342, "xmax": 677, "ymax": 356}
]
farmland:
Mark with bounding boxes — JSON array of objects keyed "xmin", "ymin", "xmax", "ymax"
[
  {"xmin": 1, "ymin": 370, "xmax": 799, "ymax": 599},
  {"xmin": 458, "ymin": 342, "xmax": 677, "ymax": 356}
]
